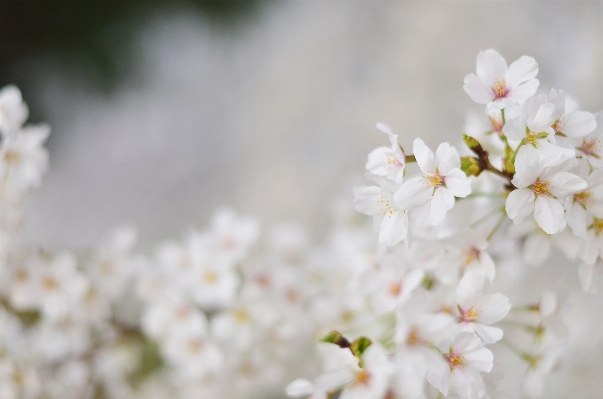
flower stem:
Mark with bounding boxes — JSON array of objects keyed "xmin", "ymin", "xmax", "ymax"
[{"xmin": 487, "ymin": 212, "xmax": 507, "ymax": 241}]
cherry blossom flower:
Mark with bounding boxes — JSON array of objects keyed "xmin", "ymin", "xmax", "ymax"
[
  {"xmin": 442, "ymin": 228, "xmax": 496, "ymax": 282},
  {"xmin": 0, "ymin": 124, "xmax": 50, "ymax": 192},
  {"xmin": 366, "ymin": 123, "xmax": 406, "ymax": 183},
  {"xmin": 463, "ymin": 49, "xmax": 539, "ymax": 110},
  {"xmin": 564, "ymin": 158, "xmax": 603, "ymax": 238},
  {"xmin": 355, "ymin": 173, "xmax": 408, "ymax": 246},
  {"xmin": 503, "ymin": 101, "xmax": 574, "ymax": 158},
  {"xmin": 427, "ymin": 332, "xmax": 493, "ymax": 399},
  {"xmin": 506, "ymin": 146, "xmax": 587, "ymax": 234},
  {"xmin": 455, "ymin": 272, "xmax": 511, "ymax": 344},
  {"xmin": 394, "ymin": 139, "xmax": 471, "ymax": 225},
  {"xmin": 0, "ymin": 85, "xmax": 28, "ymax": 134},
  {"xmin": 544, "ymin": 88, "xmax": 597, "ymax": 138}
]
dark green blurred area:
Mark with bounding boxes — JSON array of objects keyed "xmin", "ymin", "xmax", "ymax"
[{"xmin": 0, "ymin": 0, "xmax": 258, "ymax": 118}]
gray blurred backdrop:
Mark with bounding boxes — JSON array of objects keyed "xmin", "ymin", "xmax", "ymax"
[{"xmin": 2, "ymin": 1, "xmax": 602, "ymax": 249}]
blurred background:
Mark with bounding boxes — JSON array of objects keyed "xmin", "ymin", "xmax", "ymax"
[{"xmin": 2, "ymin": 0, "xmax": 603, "ymax": 250}]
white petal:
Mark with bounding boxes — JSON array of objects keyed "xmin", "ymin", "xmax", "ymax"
[
  {"xmin": 462, "ymin": 347, "xmax": 494, "ymax": 373},
  {"xmin": 506, "ymin": 55, "xmax": 538, "ymax": 88},
  {"xmin": 511, "ymin": 146, "xmax": 540, "ymax": 188},
  {"xmin": 413, "ymin": 138, "xmax": 437, "ymax": 174},
  {"xmin": 354, "ymin": 186, "xmax": 383, "ymax": 216},
  {"xmin": 580, "ymin": 231, "xmax": 599, "ymax": 265},
  {"xmin": 527, "ymin": 103, "xmax": 557, "ymax": 133},
  {"xmin": 451, "ymin": 332, "xmax": 482, "ymax": 354},
  {"xmin": 548, "ymin": 172, "xmax": 587, "ymax": 198},
  {"xmin": 506, "ymin": 189, "xmax": 535, "ymax": 223},
  {"xmin": 561, "ymin": 111, "xmax": 597, "ymax": 137},
  {"xmin": 463, "ymin": 74, "xmax": 494, "ymax": 104},
  {"xmin": 286, "ymin": 379, "xmax": 315, "ymax": 397},
  {"xmin": 445, "ymin": 168, "xmax": 472, "ymax": 198},
  {"xmin": 503, "ymin": 115, "xmax": 528, "ymax": 141},
  {"xmin": 538, "ymin": 154, "xmax": 574, "ymax": 181},
  {"xmin": 506, "ymin": 79, "xmax": 539, "ymax": 104},
  {"xmin": 474, "ymin": 293, "xmax": 511, "ymax": 324},
  {"xmin": 435, "ymin": 142, "xmax": 460, "ymax": 175},
  {"xmin": 534, "ymin": 196, "xmax": 566, "ymax": 234},
  {"xmin": 476, "ymin": 49, "xmax": 507, "ymax": 86},
  {"xmin": 471, "ymin": 324, "xmax": 504, "ymax": 345},
  {"xmin": 379, "ymin": 210, "xmax": 408, "ymax": 246},
  {"xmin": 578, "ymin": 262, "xmax": 596, "ymax": 294},
  {"xmin": 394, "ymin": 177, "xmax": 433, "ymax": 210},
  {"xmin": 456, "ymin": 272, "xmax": 484, "ymax": 310},
  {"xmin": 430, "ymin": 187, "xmax": 455, "ymax": 225}
]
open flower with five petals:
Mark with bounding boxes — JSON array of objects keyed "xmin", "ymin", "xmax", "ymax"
[
  {"xmin": 463, "ymin": 49, "xmax": 539, "ymax": 110},
  {"xmin": 394, "ymin": 139, "xmax": 471, "ymax": 225},
  {"xmin": 366, "ymin": 123, "xmax": 406, "ymax": 184},
  {"xmin": 355, "ymin": 173, "xmax": 408, "ymax": 246},
  {"xmin": 505, "ymin": 146, "xmax": 587, "ymax": 234}
]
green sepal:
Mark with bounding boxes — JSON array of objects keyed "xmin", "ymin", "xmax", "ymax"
[
  {"xmin": 320, "ymin": 330, "xmax": 350, "ymax": 348},
  {"xmin": 350, "ymin": 336, "xmax": 372, "ymax": 358},
  {"xmin": 461, "ymin": 156, "xmax": 482, "ymax": 177}
]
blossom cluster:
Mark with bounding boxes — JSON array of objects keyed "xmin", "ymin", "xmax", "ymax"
[
  {"xmin": 287, "ymin": 49, "xmax": 602, "ymax": 399},
  {"xmin": 0, "ymin": 49, "xmax": 601, "ymax": 399}
]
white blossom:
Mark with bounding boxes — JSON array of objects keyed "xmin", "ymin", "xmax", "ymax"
[
  {"xmin": 506, "ymin": 146, "xmax": 587, "ymax": 234},
  {"xmin": 463, "ymin": 49, "xmax": 539, "ymax": 110},
  {"xmin": 394, "ymin": 139, "xmax": 471, "ymax": 225}
]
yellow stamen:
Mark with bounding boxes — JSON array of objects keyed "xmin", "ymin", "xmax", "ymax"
[
  {"xmin": 42, "ymin": 276, "xmax": 58, "ymax": 290},
  {"xmin": 354, "ymin": 370, "xmax": 371, "ymax": 385},
  {"xmin": 234, "ymin": 308, "xmax": 251, "ymax": 323},
  {"xmin": 459, "ymin": 305, "xmax": 481, "ymax": 322},
  {"xmin": 574, "ymin": 191, "xmax": 592, "ymax": 208},
  {"xmin": 445, "ymin": 353, "xmax": 465, "ymax": 369},
  {"xmin": 388, "ymin": 282, "xmax": 402, "ymax": 297},
  {"xmin": 582, "ymin": 137, "xmax": 601, "ymax": 158},
  {"xmin": 533, "ymin": 181, "xmax": 554, "ymax": 197},
  {"xmin": 407, "ymin": 328, "xmax": 422, "ymax": 345},
  {"xmin": 492, "ymin": 78, "xmax": 507, "ymax": 98},
  {"xmin": 551, "ymin": 118, "xmax": 565, "ymax": 134},
  {"xmin": 424, "ymin": 174, "xmax": 444, "ymax": 187},
  {"xmin": 379, "ymin": 195, "xmax": 398, "ymax": 218},
  {"xmin": 203, "ymin": 270, "xmax": 218, "ymax": 284},
  {"xmin": 3, "ymin": 150, "xmax": 19, "ymax": 164},
  {"xmin": 592, "ymin": 218, "xmax": 603, "ymax": 236},
  {"xmin": 383, "ymin": 152, "xmax": 403, "ymax": 170},
  {"xmin": 462, "ymin": 247, "xmax": 480, "ymax": 267}
]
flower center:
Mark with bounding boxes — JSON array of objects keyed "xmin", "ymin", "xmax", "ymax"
[
  {"xmin": 379, "ymin": 195, "xmax": 398, "ymax": 218},
  {"xmin": 42, "ymin": 276, "xmax": 58, "ymax": 291},
  {"xmin": 581, "ymin": 137, "xmax": 601, "ymax": 158},
  {"xmin": 424, "ymin": 174, "xmax": 444, "ymax": 188},
  {"xmin": 533, "ymin": 181, "xmax": 553, "ymax": 197},
  {"xmin": 526, "ymin": 132, "xmax": 538, "ymax": 144},
  {"xmin": 354, "ymin": 370, "xmax": 371, "ymax": 385},
  {"xmin": 462, "ymin": 247, "xmax": 480, "ymax": 267},
  {"xmin": 203, "ymin": 270, "xmax": 218, "ymax": 284},
  {"xmin": 574, "ymin": 191, "xmax": 593, "ymax": 209},
  {"xmin": 488, "ymin": 113, "xmax": 504, "ymax": 133},
  {"xmin": 3, "ymin": 150, "xmax": 20, "ymax": 164},
  {"xmin": 551, "ymin": 118, "xmax": 565, "ymax": 134},
  {"xmin": 233, "ymin": 308, "xmax": 251, "ymax": 323},
  {"xmin": 445, "ymin": 353, "xmax": 465, "ymax": 369},
  {"xmin": 407, "ymin": 328, "xmax": 422, "ymax": 345},
  {"xmin": 492, "ymin": 78, "xmax": 507, "ymax": 98},
  {"xmin": 459, "ymin": 305, "xmax": 481, "ymax": 322},
  {"xmin": 388, "ymin": 282, "xmax": 402, "ymax": 297},
  {"xmin": 592, "ymin": 218, "xmax": 603, "ymax": 236},
  {"xmin": 383, "ymin": 152, "xmax": 403, "ymax": 170}
]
